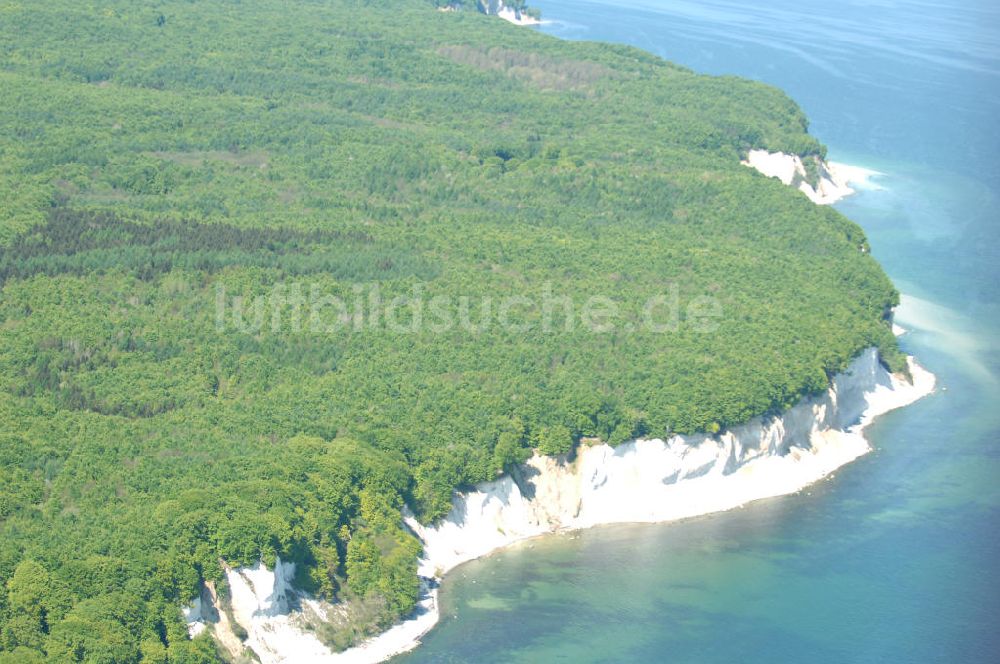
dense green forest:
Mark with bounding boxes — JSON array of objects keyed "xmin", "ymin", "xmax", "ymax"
[{"xmin": 0, "ymin": 0, "xmax": 905, "ymax": 660}]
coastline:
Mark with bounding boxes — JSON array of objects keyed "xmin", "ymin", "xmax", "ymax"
[
  {"xmin": 742, "ymin": 149, "xmax": 882, "ymax": 205},
  {"xmin": 406, "ymin": 349, "xmax": 935, "ymax": 579},
  {"xmin": 181, "ymin": 25, "xmax": 921, "ymax": 661},
  {"xmin": 437, "ymin": 3, "xmax": 542, "ymax": 26},
  {"xmin": 187, "ymin": 347, "xmax": 936, "ymax": 663},
  {"xmin": 497, "ymin": 7, "xmax": 542, "ymax": 26}
]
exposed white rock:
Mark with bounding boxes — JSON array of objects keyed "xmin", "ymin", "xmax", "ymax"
[
  {"xmin": 326, "ymin": 581, "xmax": 439, "ymax": 664},
  {"xmin": 185, "ymin": 348, "xmax": 934, "ymax": 663},
  {"xmin": 408, "ymin": 348, "xmax": 934, "ymax": 577},
  {"xmin": 221, "ymin": 557, "xmax": 335, "ymax": 663},
  {"xmin": 184, "ymin": 556, "xmax": 439, "ymax": 664},
  {"xmin": 181, "ymin": 596, "xmax": 206, "ymax": 638},
  {"xmin": 497, "ymin": 6, "xmax": 541, "ymax": 26},
  {"xmin": 204, "ymin": 580, "xmax": 247, "ymax": 660},
  {"xmin": 742, "ymin": 149, "xmax": 882, "ymax": 205}
]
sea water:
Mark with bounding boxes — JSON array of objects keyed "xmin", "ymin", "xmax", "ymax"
[{"xmin": 400, "ymin": 1, "xmax": 1000, "ymax": 661}]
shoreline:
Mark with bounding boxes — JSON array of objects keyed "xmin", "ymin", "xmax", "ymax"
[
  {"xmin": 387, "ymin": 353, "xmax": 935, "ymax": 662},
  {"xmin": 405, "ymin": 351, "xmax": 935, "ymax": 579},
  {"xmin": 742, "ymin": 149, "xmax": 883, "ymax": 205},
  {"xmin": 497, "ymin": 7, "xmax": 542, "ymax": 26},
  {"xmin": 180, "ymin": 28, "xmax": 922, "ymax": 652},
  {"xmin": 437, "ymin": 3, "xmax": 542, "ymax": 27},
  {"xmin": 181, "ymin": 127, "xmax": 925, "ymax": 661},
  {"xmin": 392, "ymin": 354, "xmax": 936, "ymax": 662},
  {"xmin": 188, "ymin": 346, "xmax": 936, "ymax": 663}
]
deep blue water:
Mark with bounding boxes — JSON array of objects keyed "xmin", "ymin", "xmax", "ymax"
[{"xmin": 400, "ymin": 2, "xmax": 1000, "ymax": 661}]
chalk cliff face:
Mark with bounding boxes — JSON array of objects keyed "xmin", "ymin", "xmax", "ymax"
[
  {"xmin": 407, "ymin": 348, "xmax": 934, "ymax": 576},
  {"xmin": 461, "ymin": 0, "xmax": 540, "ymax": 26},
  {"xmin": 186, "ymin": 557, "xmax": 439, "ymax": 664},
  {"xmin": 495, "ymin": 4, "xmax": 540, "ymax": 26},
  {"xmin": 185, "ymin": 557, "xmax": 341, "ymax": 663},
  {"xmin": 741, "ymin": 149, "xmax": 881, "ymax": 205},
  {"xmin": 185, "ymin": 347, "xmax": 933, "ymax": 663}
]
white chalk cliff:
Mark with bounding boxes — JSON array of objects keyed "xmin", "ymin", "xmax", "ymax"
[
  {"xmin": 474, "ymin": 0, "xmax": 541, "ymax": 26},
  {"xmin": 408, "ymin": 347, "xmax": 933, "ymax": 575},
  {"xmin": 742, "ymin": 149, "xmax": 882, "ymax": 205},
  {"xmin": 496, "ymin": 5, "xmax": 541, "ymax": 26},
  {"xmin": 186, "ymin": 346, "xmax": 934, "ymax": 663}
]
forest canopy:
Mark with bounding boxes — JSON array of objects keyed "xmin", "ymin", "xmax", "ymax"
[{"xmin": 0, "ymin": 0, "xmax": 903, "ymax": 660}]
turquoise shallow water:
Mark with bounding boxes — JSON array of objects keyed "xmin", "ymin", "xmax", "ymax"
[{"xmin": 400, "ymin": 2, "xmax": 1000, "ymax": 661}]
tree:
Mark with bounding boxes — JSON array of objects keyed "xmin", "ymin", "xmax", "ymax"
[
  {"xmin": 0, "ymin": 647, "xmax": 46, "ymax": 664},
  {"xmin": 7, "ymin": 561, "xmax": 66, "ymax": 631},
  {"xmin": 535, "ymin": 425, "xmax": 574, "ymax": 457},
  {"xmin": 492, "ymin": 430, "xmax": 531, "ymax": 471},
  {"xmin": 345, "ymin": 537, "xmax": 380, "ymax": 598}
]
